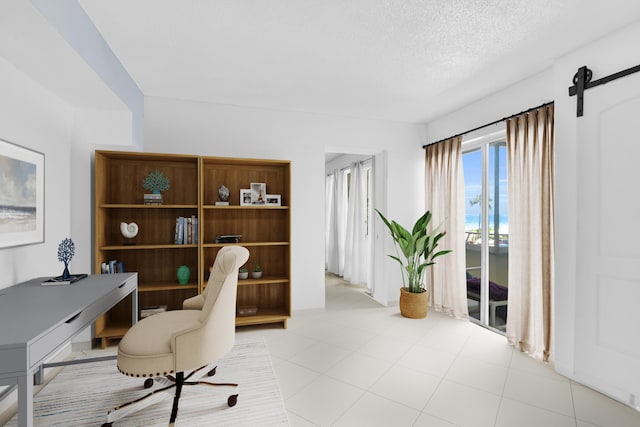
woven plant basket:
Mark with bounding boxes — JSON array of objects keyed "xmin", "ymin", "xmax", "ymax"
[{"xmin": 399, "ymin": 287, "xmax": 428, "ymax": 319}]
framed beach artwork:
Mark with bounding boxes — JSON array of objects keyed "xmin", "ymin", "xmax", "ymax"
[{"xmin": 0, "ymin": 139, "xmax": 44, "ymax": 248}]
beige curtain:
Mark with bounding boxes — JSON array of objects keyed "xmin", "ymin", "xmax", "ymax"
[
  {"xmin": 425, "ymin": 136, "xmax": 468, "ymax": 319},
  {"xmin": 506, "ymin": 104, "xmax": 555, "ymax": 362}
]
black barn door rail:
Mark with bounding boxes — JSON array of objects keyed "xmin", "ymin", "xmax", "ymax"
[{"xmin": 569, "ymin": 64, "xmax": 640, "ymax": 117}]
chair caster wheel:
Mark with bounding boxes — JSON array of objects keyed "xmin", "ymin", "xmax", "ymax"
[
  {"xmin": 228, "ymin": 394, "xmax": 238, "ymax": 407},
  {"xmin": 144, "ymin": 378, "xmax": 154, "ymax": 389},
  {"xmin": 208, "ymin": 366, "xmax": 217, "ymax": 376}
]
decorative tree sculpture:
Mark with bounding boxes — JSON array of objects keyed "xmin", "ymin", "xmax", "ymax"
[{"xmin": 58, "ymin": 238, "xmax": 75, "ymax": 280}]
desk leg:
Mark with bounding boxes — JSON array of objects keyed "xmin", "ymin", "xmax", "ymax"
[
  {"xmin": 131, "ymin": 288, "xmax": 138, "ymax": 325},
  {"xmin": 17, "ymin": 374, "xmax": 33, "ymax": 427}
]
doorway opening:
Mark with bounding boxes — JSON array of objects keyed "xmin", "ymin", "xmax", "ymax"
[{"xmin": 325, "ymin": 150, "xmax": 386, "ymax": 306}]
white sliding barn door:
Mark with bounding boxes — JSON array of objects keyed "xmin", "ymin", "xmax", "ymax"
[{"xmin": 573, "ymin": 70, "xmax": 640, "ymax": 408}]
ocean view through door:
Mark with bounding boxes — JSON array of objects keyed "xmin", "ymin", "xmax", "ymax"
[{"xmin": 463, "ymin": 134, "xmax": 509, "ymax": 331}]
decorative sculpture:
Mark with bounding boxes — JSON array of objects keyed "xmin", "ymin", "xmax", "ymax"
[
  {"xmin": 120, "ymin": 222, "xmax": 139, "ymax": 243},
  {"xmin": 218, "ymin": 185, "xmax": 230, "ymax": 201},
  {"xmin": 57, "ymin": 238, "xmax": 75, "ymax": 280}
]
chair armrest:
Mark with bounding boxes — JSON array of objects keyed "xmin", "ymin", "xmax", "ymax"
[{"xmin": 183, "ymin": 294, "xmax": 205, "ymax": 310}]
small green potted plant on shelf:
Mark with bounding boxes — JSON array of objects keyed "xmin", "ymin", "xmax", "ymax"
[
  {"xmin": 251, "ymin": 263, "xmax": 262, "ymax": 279},
  {"xmin": 376, "ymin": 209, "xmax": 451, "ymax": 319},
  {"xmin": 142, "ymin": 169, "xmax": 170, "ymax": 204},
  {"xmin": 238, "ymin": 266, "xmax": 249, "ymax": 280}
]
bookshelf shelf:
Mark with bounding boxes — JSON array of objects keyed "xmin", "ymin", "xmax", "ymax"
[
  {"xmin": 100, "ymin": 244, "xmax": 198, "ymax": 250},
  {"xmin": 202, "ymin": 242, "xmax": 289, "ymax": 248},
  {"xmin": 101, "ymin": 204, "xmax": 198, "ymax": 209},
  {"xmin": 139, "ymin": 282, "xmax": 199, "ymax": 292}
]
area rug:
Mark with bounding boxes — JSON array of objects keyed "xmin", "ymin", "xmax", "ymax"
[{"xmin": 7, "ymin": 338, "xmax": 288, "ymax": 426}]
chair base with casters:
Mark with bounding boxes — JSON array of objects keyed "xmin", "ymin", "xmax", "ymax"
[
  {"xmin": 101, "ymin": 365, "xmax": 238, "ymax": 426},
  {"xmin": 103, "ymin": 246, "xmax": 250, "ymax": 426}
]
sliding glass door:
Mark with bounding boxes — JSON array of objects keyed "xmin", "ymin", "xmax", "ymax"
[{"xmin": 463, "ymin": 135, "xmax": 509, "ymax": 331}]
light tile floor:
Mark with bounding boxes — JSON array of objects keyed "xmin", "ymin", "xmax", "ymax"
[
  {"xmin": 3, "ymin": 274, "xmax": 639, "ymax": 427},
  {"xmin": 237, "ymin": 273, "xmax": 640, "ymax": 427}
]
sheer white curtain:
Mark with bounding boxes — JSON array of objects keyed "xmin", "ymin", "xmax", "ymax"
[
  {"xmin": 425, "ymin": 136, "xmax": 468, "ymax": 319},
  {"xmin": 343, "ymin": 162, "xmax": 369, "ymax": 285},
  {"xmin": 506, "ymin": 104, "xmax": 555, "ymax": 362},
  {"xmin": 326, "ymin": 169, "xmax": 346, "ymax": 275},
  {"xmin": 325, "ymin": 162, "xmax": 371, "ymax": 287},
  {"xmin": 325, "ymin": 173, "xmax": 336, "ymax": 270}
]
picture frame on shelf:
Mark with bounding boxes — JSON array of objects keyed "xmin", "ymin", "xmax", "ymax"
[
  {"xmin": 0, "ymin": 138, "xmax": 44, "ymax": 248},
  {"xmin": 240, "ymin": 189, "xmax": 252, "ymax": 206},
  {"xmin": 266, "ymin": 194, "xmax": 281, "ymax": 206},
  {"xmin": 250, "ymin": 182, "xmax": 267, "ymax": 205}
]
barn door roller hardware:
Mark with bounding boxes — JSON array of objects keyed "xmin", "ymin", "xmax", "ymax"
[{"xmin": 569, "ymin": 64, "xmax": 640, "ymax": 117}]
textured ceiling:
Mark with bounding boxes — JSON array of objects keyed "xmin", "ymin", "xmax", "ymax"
[{"xmin": 10, "ymin": 1, "xmax": 640, "ymax": 123}]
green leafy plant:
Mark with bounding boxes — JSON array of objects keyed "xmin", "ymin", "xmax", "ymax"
[
  {"xmin": 239, "ymin": 267, "xmax": 248, "ymax": 273},
  {"xmin": 253, "ymin": 263, "xmax": 261, "ymax": 272},
  {"xmin": 376, "ymin": 209, "xmax": 451, "ymax": 293},
  {"xmin": 142, "ymin": 170, "xmax": 170, "ymax": 194}
]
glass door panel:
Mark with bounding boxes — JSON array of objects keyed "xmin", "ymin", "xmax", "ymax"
[
  {"xmin": 488, "ymin": 142, "xmax": 508, "ymax": 331},
  {"xmin": 463, "ymin": 139, "xmax": 509, "ymax": 332},
  {"xmin": 463, "ymin": 149, "xmax": 483, "ymax": 321}
]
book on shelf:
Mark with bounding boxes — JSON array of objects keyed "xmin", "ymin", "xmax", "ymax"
[
  {"xmin": 143, "ymin": 193, "xmax": 163, "ymax": 205},
  {"xmin": 140, "ymin": 305, "xmax": 167, "ymax": 318},
  {"xmin": 101, "ymin": 260, "xmax": 125, "ymax": 274},
  {"xmin": 175, "ymin": 217, "xmax": 184, "ymax": 244},
  {"xmin": 193, "ymin": 216, "xmax": 198, "ymax": 244},
  {"xmin": 215, "ymin": 234, "xmax": 242, "ymax": 243},
  {"xmin": 174, "ymin": 215, "xmax": 198, "ymax": 244}
]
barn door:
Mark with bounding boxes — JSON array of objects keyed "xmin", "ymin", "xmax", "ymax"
[{"xmin": 573, "ymin": 70, "xmax": 640, "ymax": 408}]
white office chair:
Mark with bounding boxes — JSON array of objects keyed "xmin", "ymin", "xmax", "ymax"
[{"xmin": 102, "ymin": 246, "xmax": 249, "ymax": 426}]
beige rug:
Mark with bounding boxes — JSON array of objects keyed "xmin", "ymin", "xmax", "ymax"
[{"xmin": 7, "ymin": 338, "xmax": 288, "ymax": 426}]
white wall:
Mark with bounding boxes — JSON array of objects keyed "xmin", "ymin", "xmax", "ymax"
[
  {"xmin": 427, "ymin": 69, "xmax": 554, "ymax": 143},
  {"xmin": 144, "ymin": 96, "xmax": 427, "ymax": 310},
  {"xmin": 32, "ymin": 0, "xmax": 144, "ymax": 150},
  {"xmin": 0, "ymin": 56, "xmax": 73, "ymax": 289},
  {"xmin": 69, "ymin": 109, "xmax": 136, "ymax": 281},
  {"xmin": 426, "ymin": 20, "xmax": 640, "ymax": 408}
]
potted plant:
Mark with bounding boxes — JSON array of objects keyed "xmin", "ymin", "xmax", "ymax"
[
  {"xmin": 251, "ymin": 263, "xmax": 262, "ymax": 279},
  {"xmin": 376, "ymin": 209, "xmax": 451, "ymax": 318},
  {"xmin": 142, "ymin": 170, "xmax": 170, "ymax": 204},
  {"xmin": 238, "ymin": 267, "xmax": 249, "ymax": 280}
]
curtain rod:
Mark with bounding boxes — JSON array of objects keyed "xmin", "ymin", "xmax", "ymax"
[{"xmin": 422, "ymin": 101, "xmax": 554, "ymax": 149}]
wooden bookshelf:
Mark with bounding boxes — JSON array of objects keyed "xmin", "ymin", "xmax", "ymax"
[
  {"xmin": 200, "ymin": 155, "xmax": 291, "ymax": 329},
  {"xmin": 94, "ymin": 151, "xmax": 291, "ymax": 346}
]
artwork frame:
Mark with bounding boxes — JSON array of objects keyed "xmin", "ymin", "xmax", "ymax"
[
  {"xmin": 250, "ymin": 182, "xmax": 267, "ymax": 205},
  {"xmin": 0, "ymin": 139, "xmax": 45, "ymax": 248},
  {"xmin": 265, "ymin": 194, "xmax": 281, "ymax": 206},
  {"xmin": 240, "ymin": 189, "xmax": 252, "ymax": 206}
]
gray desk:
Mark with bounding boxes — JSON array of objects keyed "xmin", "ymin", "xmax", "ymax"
[{"xmin": 0, "ymin": 273, "xmax": 138, "ymax": 427}]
